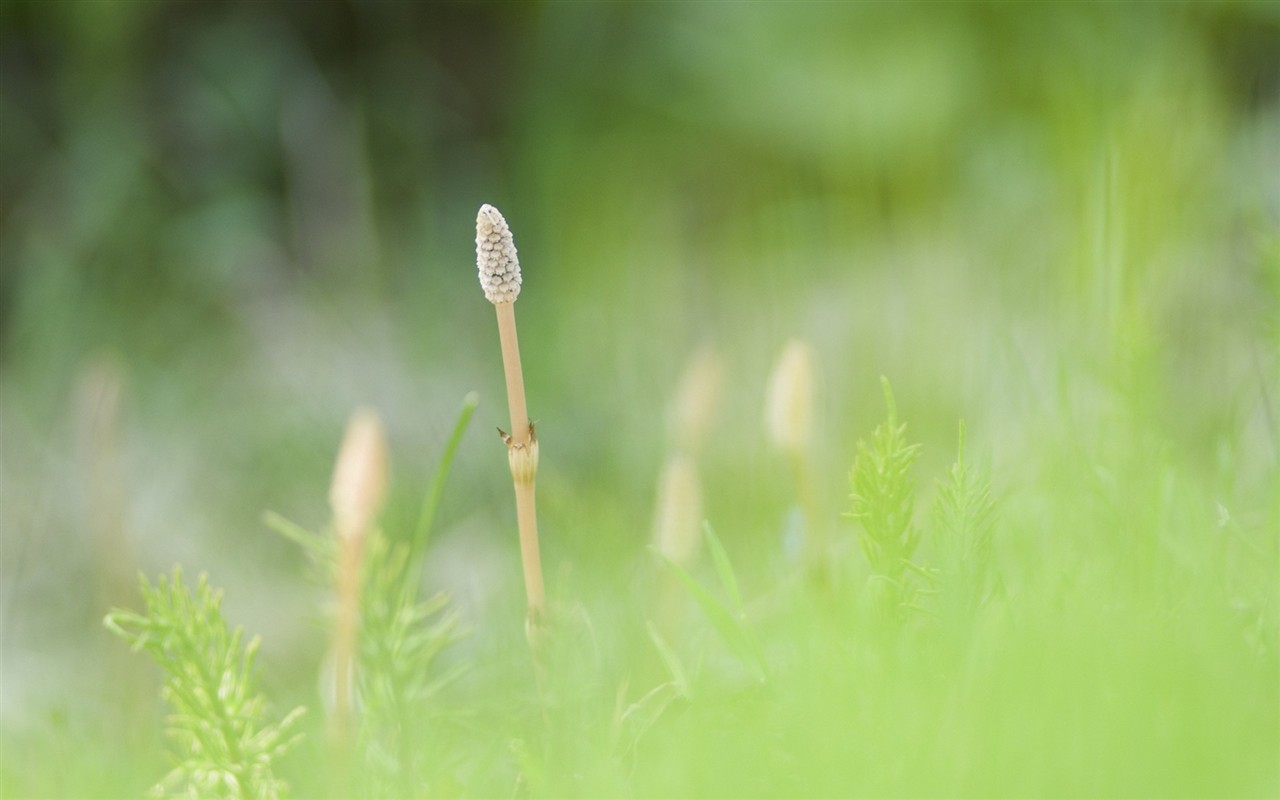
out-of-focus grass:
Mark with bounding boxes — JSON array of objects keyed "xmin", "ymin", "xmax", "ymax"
[{"xmin": 1, "ymin": 2, "xmax": 1277, "ymax": 797}]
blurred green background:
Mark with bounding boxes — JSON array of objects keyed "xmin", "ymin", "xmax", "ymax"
[{"xmin": 2, "ymin": 1, "xmax": 1277, "ymax": 796}]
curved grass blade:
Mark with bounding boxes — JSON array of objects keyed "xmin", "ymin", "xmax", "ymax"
[
  {"xmin": 412, "ymin": 391, "xmax": 479, "ymax": 559},
  {"xmin": 647, "ymin": 621, "xmax": 693, "ymax": 699},
  {"xmin": 703, "ymin": 521, "xmax": 742, "ymax": 611},
  {"xmin": 651, "ymin": 547, "xmax": 768, "ymax": 684},
  {"xmin": 262, "ymin": 510, "xmax": 333, "ymax": 560}
]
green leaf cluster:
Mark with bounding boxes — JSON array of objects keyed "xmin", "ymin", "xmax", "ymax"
[
  {"xmin": 931, "ymin": 421, "xmax": 998, "ymax": 614},
  {"xmin": 847, "ymin": 378, "xmax": 925, "ymax": 615},
  {"xmin": 263, "ymin": 394, "xmax": 475, "ymax": 795},
  {"xmin": 356, "ymin": 535, "xmax": 466, "ymax": 797},
  {"xmin": 654, "ymin": 523, "xmax": 768, "ymax": 686},
  {"xmin": 103, "ymin": 569, "xmax": 304, "ymax": 800}
]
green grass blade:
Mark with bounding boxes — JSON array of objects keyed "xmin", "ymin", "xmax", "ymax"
[
  {"xmin": 261, "ymin": 510, "xmax": 331, "ymax": 560},
  {"xmin": 614, "ymin": 680, "xmax": 683, "ymax": 762},
  {"xmin": 647, "ymin": 622, "xmax": 693, "ymax": 698},
  {"xmin": 703, "ymin": 521, "xmax": 743, "ymax": 612},
  {"xmin": 412, "ymin": 391, "xmax": 479, "ymax": 558},
  {"xmin": 652, "ymin": 547, "xmax": 768, "ymax": 683}
]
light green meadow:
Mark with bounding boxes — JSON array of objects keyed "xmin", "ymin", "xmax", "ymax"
[{"xmin": 1, "ymin": 3, "xmax": 1276, "ymax": 797}]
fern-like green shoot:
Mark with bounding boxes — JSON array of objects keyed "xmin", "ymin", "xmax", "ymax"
[
  {"xmin": 932, "ymin": 421, "xmax": 998, "ymax": 614},
  {"xmin": 103, "ymin": 568, "xmax": 304, "ymax": 800},
  {"xmin": 847, "ymin": 377, "xmax": 923, "ymax": 579},
  {"xmin": 356, "ymin": 533, "xmax": 466, "ymax": 797}
]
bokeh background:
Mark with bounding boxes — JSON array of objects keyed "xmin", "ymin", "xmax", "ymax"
[{"xmin": 2, "ymin": 2, "xmax": 1277, "ymax": 796}]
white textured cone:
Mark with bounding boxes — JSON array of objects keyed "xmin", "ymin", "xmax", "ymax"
[{"xmin": 476, "ymin": 204, "xmax": 521, "ymax": 303}]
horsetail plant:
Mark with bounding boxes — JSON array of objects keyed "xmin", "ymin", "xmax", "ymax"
[
  {"xmin": 476, "ymin": 203, "xmax": 548, "ymax": 650},
  {"xmin": 654, "ymin": 344, "xmax": 723, "ymax": 570},
  {"xmin": 651, "ymin": 346, "xmax": 722, "ymax": 647},
  {"xmin": 355, "ymin": 534, "xmax": 466, "ymax": 797},
  {"xmin": 327, "ymin": 408, "xmax": 389, "ymax": 748},
  {"xmin": 265, "ymin": 398, "xmax": 472, "ymax": 795},
  {"xmin": 847, "ymin": 377, "xmax": 925, "ymax": 622},
  {"xmin": 104, "ymin": 569, "xmax": 305, "ymax": 800},
  {"xmin": 931, "ymin": 421, "xmax": 999, "ymax": 617},
  {"xmin": 765, "ymin": 339, "xmax": 827, "ymax": 583},
  {"xmin": 652, "ymin": 455, "xmax": 704, "ymax": 572}
]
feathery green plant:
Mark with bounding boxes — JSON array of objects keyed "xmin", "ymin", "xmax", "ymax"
[
  {"xmin": 931, "ymin": 421, "xmax": 999, "ymax": 615},
  {"xmin": 103, "ymin": 568, "xmax": 304, "ymax": 800},
  {"xmin": 847, "ymin": 377, "xmax": 925, "ymax": 619},
  {"xmin": 265, "ymin": 395, "xmax": 475, "ymax": 795},
  {"xmin": 263, "ymin": 522, "xmax": 466, "ymax": 796},
  {"xmin": 355, "ymin": 533, "xmax": 466, "ymax": 797}
]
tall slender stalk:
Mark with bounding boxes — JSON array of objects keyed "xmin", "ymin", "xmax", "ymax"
[
  {"xmin": 476, "ymin": 204, "xmax": 548, "ymax": 648},
  {"xmin": 766, "ymin": 339, "xmax": 827, "ymax": 584},
  {"xmin": 328, "ymin": 408, "xmax": 388, "ymax": 749}
]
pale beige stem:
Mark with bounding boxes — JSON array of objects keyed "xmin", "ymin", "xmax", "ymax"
[
  {"xmin": 515, "ymin": 481, "xmax": 546, "ymax": 622},
  {"xmin": 326, "ymin": 408, "xmax": 386, "ymax": 754},
  {"xmin": 333, "ymin": 533, "xmax": 362, "ymax": 744},
  {"xmin": 495, "ymin": 302, "xmax": 530, "ymax": 446},
  {"xmin": 495, "ymin": 301, "xmax": 547, "ymax": 639}
]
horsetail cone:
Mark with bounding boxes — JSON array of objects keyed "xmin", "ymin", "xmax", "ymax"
[
  {"xmin": 477, "ymin": 203, "xmax": 533, "ymax": 447},
  {"xmin": 476, "ymin": 204, "xmax": 522, "ymax": 304}
]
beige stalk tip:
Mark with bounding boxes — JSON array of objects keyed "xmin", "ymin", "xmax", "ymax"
[
  {"xmin": 329, "ymin": 408, "xmax": 389, "ymax": 542},
  {"xmin": 765, "ymin": 339, "xmax": 815, "ymax": 454},
  {"xmin": 653, "ymin": 454, "xmax": 703, "ymax": 567},
  {"xmin": 476, "ymin": 203, "xmax": 521, "ymax": 304}
]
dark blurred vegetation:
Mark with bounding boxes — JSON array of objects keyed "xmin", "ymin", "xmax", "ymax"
[{"xmin": 1, "ymin": 1, "xmax": 1277, "ymax": 796}]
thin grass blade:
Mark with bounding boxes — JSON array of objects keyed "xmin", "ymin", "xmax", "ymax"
[
  {"xmin": 652, "ymin": 548, "xmax": 768, "ymax": 683},
  {"xmin": 703, "ymin": 521, "xmax": 743, "ymax": 612},
  {"xmin": 412, "ymin": 391, "xmax": 479, "ymax": 558}
]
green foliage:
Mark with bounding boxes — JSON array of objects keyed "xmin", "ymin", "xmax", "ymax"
[
  {"xmin": 653, "ymin": 523, "xmax": 768, "ymax": 684},
  {"xmin": 265, "ymin": 393, "xmax": 474, "ymax": 796},
  {"xmin": 931, "ymin": 421, "xmax": 999, "ymax": 614},
  {"xmin": 103, "ymin": 569, "xmax": 304, "ymax": 800},
  {"xmin": 848, "ymin": 377, "xmax": 923, "ymax": 574},
  {"xmin": 847, "ymin": 377, "xmax": 926, "ymax": 618},
  {"xmin": 355, "ymin": 534, "xmax": 466, "ymax": 797},
  {"xmin": 412, "ymin": 392, "xmax": 479, "ymax": 561},
  {"xmin": 6, "ymin": 5, "xmax": 1278, "ymax": 796},
  {"xmin": 262, "ymin": 511, "xmax": 336, "ymax": 582},
  {"xmin": 256, "ymin": 546, "xmax": 463, "ymax": 798},
  {"xmin": 645, "ymin": 623, "xmax": 692, "ymax": 700}
]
